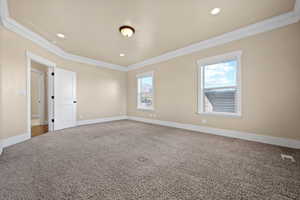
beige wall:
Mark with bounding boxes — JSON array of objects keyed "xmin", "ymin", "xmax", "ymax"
[
  {"xmin": 1, "ymin": 22, "xmax": 300, "ymax": 142},
  {"xmin": 127, "ymin": 22, "xmax": 300, "ymax": 140},
  {"xmin": 0, "ymin": 28, "xmax": 127, "ymax": 140}
]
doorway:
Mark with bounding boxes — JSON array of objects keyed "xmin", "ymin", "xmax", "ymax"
[
  {"xmin": 30, "ymin": 62, "xmax": 49, "ymax": 137},
  {"xmin": 27, "ymin": 51, "xmax": 77, "ymax": 139},
  {"xmin": 27, "ymin": 52, "xmax": 55, "ymax": 139}
]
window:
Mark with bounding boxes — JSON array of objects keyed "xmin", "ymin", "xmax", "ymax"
[
  {"xmin": 137, "ymin": 71, "xmax": 154, "ymax": 110},
  {"xmin": 198, "ymin": 51, "xmax": 242, "ymax": 116}
]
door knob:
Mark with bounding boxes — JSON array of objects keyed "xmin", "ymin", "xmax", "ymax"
[{"xmin": 73, "ymin": 101, "xmax": 77, "ymax": 103}]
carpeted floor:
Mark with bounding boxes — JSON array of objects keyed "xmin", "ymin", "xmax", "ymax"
[{"xmin": 0, "ymin": 120, "xmax": 300, "ymax": 200}]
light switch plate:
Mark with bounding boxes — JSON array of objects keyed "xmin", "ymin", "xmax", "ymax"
[{"xmin": 18, "ymin": 90, "xmax": 27, "ymax": 96}]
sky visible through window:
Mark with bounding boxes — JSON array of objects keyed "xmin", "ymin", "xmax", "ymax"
[
  {"xmin": 204, "ymin": 60, "xmax": 237, "ymax": 88},
  {"xmin": 140, "ymin": 76, "xmax": 153, "ymax": 93}
]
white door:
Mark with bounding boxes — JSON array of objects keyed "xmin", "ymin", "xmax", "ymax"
[{"xmin": 54, "ymin": 68, "xmax": 77, "ymax": 130}]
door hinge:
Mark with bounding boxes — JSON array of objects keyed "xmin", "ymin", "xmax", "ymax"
[
  {"xmin": 51, "ymin": 119, "xmax": 55, "ymax": 123},
  {"xmin": 51, "ymin": 72, "xmax": 55, "ymax": 76}
]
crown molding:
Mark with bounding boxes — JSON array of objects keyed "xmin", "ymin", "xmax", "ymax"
[
  {"xmin": 0, "ymin": 0, "xmax": 6, "ymax": 26},
  {"xmin": 0, "ymin": 0, "xmax": 127, "ymax": 71},
  {"xmin": 1, "ymin": 0, "xmax": 300, "ymax": 72},
  {"xmin": 127, "ymin": 0, "xmax": 300, "ymax": 71},
  {"xmin": 296, "ymin": 0, "xmax": 300, "ymax": 13}
]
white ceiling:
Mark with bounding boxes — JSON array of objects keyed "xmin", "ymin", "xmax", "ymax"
[{"xmin": 7, "ymin": 0, "xmax": 296, "ymax": 67}]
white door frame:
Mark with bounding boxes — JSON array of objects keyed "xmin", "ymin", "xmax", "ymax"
[
  {"xmin": 30, "ymin": 68, "xmax": 45, "ymax": 124},
  {"xmin": 26, "ymin": 51, "xmax": 56, "ymax": 138}
]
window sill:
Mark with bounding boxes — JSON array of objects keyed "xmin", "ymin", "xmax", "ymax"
[
  {"xmin": 198, "ymin": 112, "xmax": 241, "ymax": 118},
  {"xmin": 137, "ymin": 107, "xmax": 154, "ymax": 111}
]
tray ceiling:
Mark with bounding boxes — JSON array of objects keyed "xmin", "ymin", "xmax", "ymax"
[{"xmin": 8, "ymin": 0, "xmax": 296, "ymax": 66}]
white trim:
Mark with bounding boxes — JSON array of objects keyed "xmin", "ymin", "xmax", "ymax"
[
  {"xmin": 127, "ymin": 10, "xmax": 300, "ymax": 70},
  {"xmin": 198, "ymin": 112, "xmax": 241, "ymax": 118},
  {"xmin": 197, "ymin": 51, "xmax": 242, "ymax": 117},
  {"xmin": 0, "ymin": 116, "xmax": 128, "ymax": 152},
  {"xmin": 196, "ymin": 51, "xmax": 243, "ymax": 65},
  {"xmin": 136, "ymin": 71, "xmax": 154, "ymax": 78},
  {"xmin": 27, "ymin": 51, "xmax": 55, "ymax": 67},
  {"xmin": 137, "ymin": 107, "xmax": 155, "ymax": 111},
  {"xmin": 128, "ymin": 116, "xmax": 300, "ymax": 149},
  {"xmin": 31, "ymin": 68, "xmax": 44, "ymax": 74},
  {"xmin": 136, "ymin": 71, "xmax": 155, "ymax": 111},
  {"xmin": 0, "ymin": 133, "xmax": 30, "ymax": 149},
  {"xmin": 0, "ymin": 0, "xmax": 8, "ymax": 24},
  {"xmin": 295, "ymin": 0, "xmax": 300, "ymax": 13},
  {"xmin": 47, "ymin": 67, "xmax": 54, "ymax": 131},
  {"xmin": 1, "ymin": 0, "xmax": 300, "ymax": 71},
  {"xmin": 77, "ymin": 115, "xmax": 128, "ymax": 126},
  {"xmin": 27, "ymin": 51, "xmax": 55, "ymax": 138},
  {"xmin": 1, "ymin": 116, "xmax": 299, "ymax": 151},
  {"xmin": 31, "ymin": 119, "xmax": 42, "ymax": 126},
  {"xmin": 63, "ymin": 53, "xmax": 127, "ymax": 71},
  {"xmin": 31, "ymin": 114, "xmax": 40, "ymax": 118},
  {"xmin": 0, "ymin": 0, "xmax": 126, "ymax": 71}
]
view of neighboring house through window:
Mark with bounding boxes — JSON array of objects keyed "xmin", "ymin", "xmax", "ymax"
[
  {"xmin": 198, "ymin": 52, "xmax": 241, "ymax": 116},
  {"xmin": 137, "ymin": 72, "xmax": 154, "ymax": 110}
]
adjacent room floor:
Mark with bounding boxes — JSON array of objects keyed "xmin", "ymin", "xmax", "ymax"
[
  {"xmin": 31, "ymin": 117, "xmax": 48, "ymax": 137},
  {"xmin": 0, "ymin": 120, "xmax": 299, "ymax": 200},
  {"xmin": 31, "ymin": 125, "xmax": 48, "ymax": 137}
]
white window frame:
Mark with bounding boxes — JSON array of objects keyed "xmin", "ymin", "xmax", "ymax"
[
  {"xmin": 197, "ymin": 51, "xmax": 242, "ymax": 117},
  {"xmin": 136, "ymin": 71, "xmax": 155, "ymax": 111}
]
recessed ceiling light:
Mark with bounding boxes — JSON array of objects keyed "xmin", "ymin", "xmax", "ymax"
[
  {"xmin": 211, "ymin": 8, "xmax": 221, "ymax": 15},
  {"xmin": 56, "ymin": 33, "xmax": 65, "ymax": 38},
  {"xmin": 120, "ymin": 53, "xmax": 125, "ymax": 57},
  {"xmin": 119, "ymin": 26, "xmax": 135, "ymax": 38}
]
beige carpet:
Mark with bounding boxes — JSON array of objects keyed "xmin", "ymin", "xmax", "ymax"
[{"xmin": 0, "ymin": 120, "xmax": 299, "ymax": 200}]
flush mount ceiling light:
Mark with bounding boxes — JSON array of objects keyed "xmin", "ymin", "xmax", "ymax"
[
  {"xmin": 211, "ymin": 8, "xmax": 221, "ymax": 15},
  {"xmin": 120, "ymin": 53, "xmax": 125, "ymax": 57},
  {"xmin": 119, "ymin": 25, "xmax": 135, "ymax": 37},
  {"xmin": 56, "ymin": 33, "xmax": 65, "ymax": 38}
]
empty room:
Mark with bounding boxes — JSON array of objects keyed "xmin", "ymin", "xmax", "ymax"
[{"xmin": 0, "ymin": 0, "xmax": 300, "ymax": 199}]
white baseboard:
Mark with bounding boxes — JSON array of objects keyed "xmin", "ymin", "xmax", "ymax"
[
  {"xmin": 0, "ymin": 116, "xmax": 127, "ymax": 154},
  {"xmin": 77, "ymin": 115, "xmax": 128, "ymax": 126},
  {"xmin": 1, "ymin": 133, "xmax": 31, "ymax": 149},
  {"xmin": 1, "ymin": 116, "xmax": 298, "ymax": 155},
  {"xmin": 31, "ymin": 120, "xmax": 48, "ymax": 126},
  {"xmin": 128, "ymin": 116, "xmax": 300, "ymax": 149}
]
